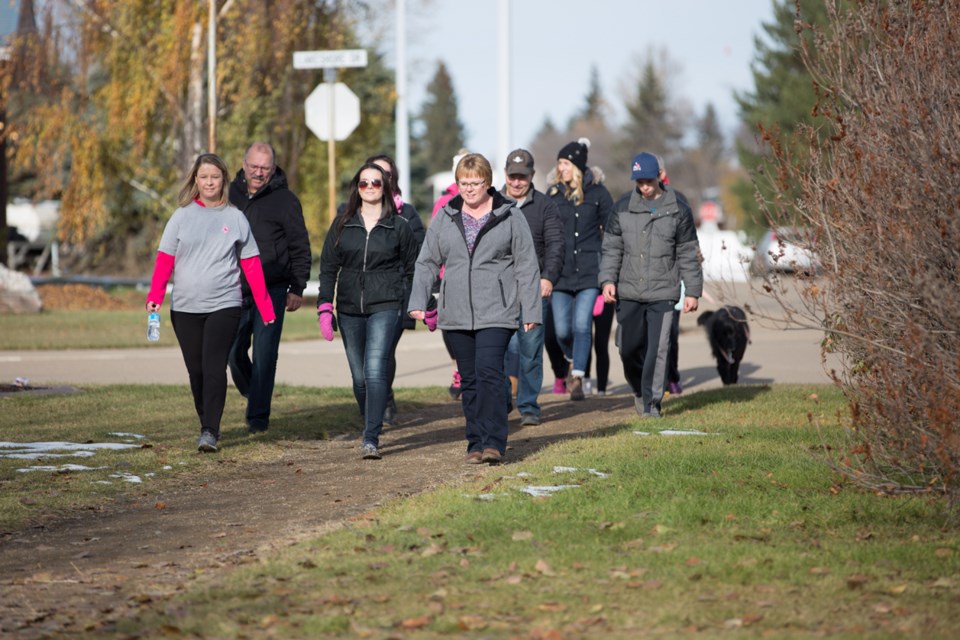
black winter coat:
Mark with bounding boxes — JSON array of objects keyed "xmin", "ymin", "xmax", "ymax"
[
  {"xmin": 318, "ymin": 211, "xmax": 420, "ymax": 315},
  {"xmin": 229, "ymin": 167, "xmax": 312, "ymax": 296},
  {"xmin": 547, "ymin": 170, "xmax": 613, "ymax": 292}
]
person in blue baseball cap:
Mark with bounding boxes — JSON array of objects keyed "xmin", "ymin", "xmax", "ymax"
[{"xmin": 598, "ymin": 152, "xmax": 703, "ymax": 419}]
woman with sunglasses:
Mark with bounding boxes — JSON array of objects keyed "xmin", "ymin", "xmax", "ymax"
[
  {"xmin": 408, "ymin": 153, "xmax": 541, "ymax": 465},
  {"xmin": 364, "ymin": 154, "xmax": 425, "ymax": 427},
  {"xmin": 317, "ymin": 163, "xmax": 420, "ymax": 460}
]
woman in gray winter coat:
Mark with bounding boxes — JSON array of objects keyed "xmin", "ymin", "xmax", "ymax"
[{"xmin": 408, "ymin": 153, "xmax": 541, "ymax": 464}]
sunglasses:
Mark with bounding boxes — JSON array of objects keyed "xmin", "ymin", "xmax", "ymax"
[{"xmin": 358, "ymin": 179, "xmax": 383, "ymax": 189}]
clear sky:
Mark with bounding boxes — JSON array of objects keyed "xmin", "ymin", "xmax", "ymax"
[{"xmin": 389, "ymin": 0, "xmax": 775, "ymax": 163}]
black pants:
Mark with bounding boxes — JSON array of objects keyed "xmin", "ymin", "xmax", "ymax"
[
  {"xmin": 585, "ymin": 300, "xmax": 615, "ymax": 392},
  {"xmin": 171, "ymin": 307, "xmax": 241, "ymax": 439},
  {"xmin": 543, "ymin": 302, "xmax": 568, "ymax": 380},
  {"xmin": 617, "ymin": 300, "xmax": 675, "ymax": 414}
]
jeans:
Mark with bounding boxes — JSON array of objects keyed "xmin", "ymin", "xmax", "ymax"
[
  {"xmin": 228, "ymin": 287, "xmax": 288, "ymax": 429},
  {"xmin": 617, "ymin": 299, "xmax": 675, "ymax": 415},
  {"xmin": 550, "ymin": 288, "xmax": 599, "ymax": 377},
  {"xmin": 385, "ymin": 309, "xmax": 406, "ymax": 411},
  {"xmin": 171, "ymin": 306, "xmax": 241, "ymax": 439},
  {"xmin": 338, "ymin": 308, "xmax": 399, "ymax": 447},
  {"xmin": 505, "ymin": 297, "xmax": 549, "ymax": 417},
  {"xmin": 446, "ymin": 328, "xmax": 514, "ymax": 455}
]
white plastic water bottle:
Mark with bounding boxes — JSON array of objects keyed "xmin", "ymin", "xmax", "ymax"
[{"xmin": 147, "ymin": 312, "xmax": 161, "ymax": 342}]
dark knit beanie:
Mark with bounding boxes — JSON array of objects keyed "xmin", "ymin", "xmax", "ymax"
[{"xmin": 557, "ymin": 137, "xmax": 590, "ymax": 174}]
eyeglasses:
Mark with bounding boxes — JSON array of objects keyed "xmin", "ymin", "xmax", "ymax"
[
  {"xmin": 458, "ymin": 180, "xmax": 486, "ymax": 190},
  {"xmin": 358, "ymin": 179, "xmax": 383, "ymax": 189},
  {"xmin": 245, "ymin": 162, "xmax": 274, "ymax": 174}
]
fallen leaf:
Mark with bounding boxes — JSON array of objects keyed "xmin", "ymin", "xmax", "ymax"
[
  {"xmin": 622, "ymin": 538, "xmax": 645, "ymax": 549},
  {"xmin": 210, "ymin": 532, "xmax": 227, "ymax": 539},
  {"xmin": 874, "ymin": 603, "xmax": 893, "ymax": 614},
  {"xmin": 846, "ymin": 574, "xmax": 869, "ymax": 590},
  {"xmin": 399, "ymin": 615, "xmax": 432, "ymax": 629},
  {"xmin": 260, "ymin": 614, "xmax": 279, "ymax": 628},
  {"xmin": 457, "ymin": 615, "xmax": 487, "ymax": 630},
  {"xmin": 154, "ymin": 501, "xmax": 166, "ymax": 510},
  {"xmin": 934, "ymin": 547, "xmax": 953, "ymax": 558},
  {"xmin": 809, "ymin": 567, "xmax": 831, "ymax": 575},
  {"xmin": 686, "ymin": 556, "xmax": 702, "ymax": 566},
  {"xmin": 505, "ymin": 575, "xmax": 523, "ymax": 585},
  {"xmin": 538, "ymin": 602, "xmax": 567, "ymax": 612},
  {"xmin": 888, "ymin": 584, "xmax": 908, "ymax": 594},
  {"xmin": 427, "ymin": 601, "xmax": 444, "ymax": 614},
  {"xmin": 930, "ymin": 577, "xmax": 955, "ymax": 589},
  {"xmin": 535, "ymin": 559, "xmax": 555, "ymax": 576},
  {"xmin": 421, "ymin": 543, "xmax": 444, "ymax": 557},
  {"xmin": 512, "ymin": 530, "xmax": 534, "ymax": 541},
  {"xmin": 652, "ymin": 524, "xmax": 671, "ymax": 535}
]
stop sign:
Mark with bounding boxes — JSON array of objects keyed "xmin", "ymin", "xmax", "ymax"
[{"xmin": 304, "ymin": 82, "xmax": 360, "ymax": 141}]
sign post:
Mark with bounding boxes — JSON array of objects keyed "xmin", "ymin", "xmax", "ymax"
[{"xmin": 294, "ymin": 49, "xmax": 368, "ymax": 225}]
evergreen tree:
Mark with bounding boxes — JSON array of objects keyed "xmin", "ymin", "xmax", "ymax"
[
  {"xmin": 619, "ymin": 58, "xmax": 684, "ymax": 160},
  {"xmin": 409, "ymin": 61, "xmax": 466, "ymax": 208},
  {"xmin": 733, "ymin": 0, "xmax": 830, "ymax": 234}
]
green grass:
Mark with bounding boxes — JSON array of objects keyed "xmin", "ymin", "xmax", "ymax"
[
  {"xmin": 0, "ymin": 384, "xmax": 439, "ymax": 531},
  {"xmin": 98, "ymin": 385, "xmax": 956, "ymax": 639},
  {"xmin": 0, "ymin": 306, "xmax": 327, "ymax": 349}
]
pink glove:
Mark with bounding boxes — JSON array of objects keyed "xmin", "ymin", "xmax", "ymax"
[
  {"xmin": 593, "ymin": 293, "xmax": 606, "ymax": 317},
  {"xmin": 424, "ymin": 309, "xmax": 438, "ymax": 332},
  {"xmin": 318, "ymin": 302, "xmax": 335, "ymax": 341}
]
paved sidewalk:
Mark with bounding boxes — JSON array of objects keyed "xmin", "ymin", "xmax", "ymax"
[{"xmin": 1, "ymin": 305, "xmax": 837, "ymax": 394}]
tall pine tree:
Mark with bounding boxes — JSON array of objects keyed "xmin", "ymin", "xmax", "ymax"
[
  {"xmin": 733, "ymin": 0, "xmax": 830, "ymax": 234},
  {"xmin": 409, "ymin": 61, "xmax": 466, "ymax": 208}
]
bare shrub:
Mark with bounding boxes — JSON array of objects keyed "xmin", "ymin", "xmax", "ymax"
[{"xmin": 758, "ymin": 1, "xmax": 960, "ymax": 499}]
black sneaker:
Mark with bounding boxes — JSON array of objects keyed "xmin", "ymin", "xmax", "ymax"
[{"xmin": 248, "ymin": 424, "xmax": 268, "ymax": 434}]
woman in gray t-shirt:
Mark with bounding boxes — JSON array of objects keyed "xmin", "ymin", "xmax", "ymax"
[{"xmin": 146, "ymin": 153, "xmax": 275, "ymax": 453}]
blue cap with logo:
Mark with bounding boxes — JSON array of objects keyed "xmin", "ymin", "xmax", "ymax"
[{"xmin": 630, "ymin": 152, "xmax": 660, "ymax": 181}]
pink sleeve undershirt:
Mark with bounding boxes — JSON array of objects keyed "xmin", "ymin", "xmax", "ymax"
[
  {"xmin": 240, "ymin": 255, "xmax": 277, "ymax": 324},
  {"xmin": 146, "ymin": 251, "xmax": 175, "ymax": 305}
]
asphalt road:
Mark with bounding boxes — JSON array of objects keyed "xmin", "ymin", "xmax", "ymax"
[{"xmin": 1, "ymin": 280, "xmax": 839, "ymax": 394}]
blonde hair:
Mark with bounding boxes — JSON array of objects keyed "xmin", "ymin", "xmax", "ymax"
[
  {"xmin": 455, "ymin": 153, "xmax": 493, "ymax": 187},
  {"xmin": 548, "ymin": 160, "xmax": 585, "ymax": 206},
  {"xmin": 178, "ymin": 153, "xmax": 230, "ymax": 207}
]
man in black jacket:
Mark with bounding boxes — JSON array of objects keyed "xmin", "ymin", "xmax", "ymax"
[
  {"xmin": 501, "ymin": 149, "xmax": 565, "ymax": 426},
  {"xmin": 228, "ymin": 142, "xmax": 312, "ymax": 433}
]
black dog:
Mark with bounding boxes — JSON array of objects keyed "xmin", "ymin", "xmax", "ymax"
[{"xmin": 697, "ymin": 306, "xmax": 751, "ymax": 385}]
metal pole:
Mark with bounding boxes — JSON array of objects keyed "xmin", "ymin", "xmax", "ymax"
[
  {"xmin": 395, "ymin": 0, "xmax": 410, "ymax": 199},
  {"xmin": 207, "ymin": 0, "xmax": 216, "ymax": 152},
  {"xmin": 325, "ymin": 68, "xmax": 337, "ymax": 225},
  {"xmin": 497, "ymin": 0, "xmax": 510, "ymax": 175}
]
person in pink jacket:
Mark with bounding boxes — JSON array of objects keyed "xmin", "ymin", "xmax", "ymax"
[{"xmin": 146, "ymin": 153, "xmax": 275, "ymax": 453}]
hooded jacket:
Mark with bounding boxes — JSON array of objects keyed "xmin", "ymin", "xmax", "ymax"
[
  {"xmin": 500, "ymin": 186, "xmax": 565, "ymax": 285},
  {"xmin": 599, "ymin": 185, "xmax": 703, "ymax": 303},
  {"xmin": 229, "ymin": 167, "xmax": 311, "ymax": 297},
  {"xmin": 547, "ymin": 169, "xmax": 613, "ymax": 291},
  {"xmin": 318, "ymin": 211, "xmax": 420, "ymax": 315},
  {"xmin": 408, "ymin": 189, "xmax": 542, "ymax": 331}
]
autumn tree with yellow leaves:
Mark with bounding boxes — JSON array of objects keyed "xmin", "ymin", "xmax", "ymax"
[{"xmin": 3, "ymin": 1, "xmax": 397, "ymax": 273}]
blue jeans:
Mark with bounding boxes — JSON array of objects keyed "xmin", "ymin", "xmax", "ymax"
[
  {"xmin": 505, "ymin": 297, "xmax": 549, "ymax": 417},
  {"xmin": 338, "ymin": 309, "xmax": 399, "ymax": 447},
  {"xmin": 550, "ymin": 288, "xmax": 598, "ymax": 377},
  {"xmin": 446, "ymin": 328, "xmax": 514, "ymax": 455},
  {"xmin": 228, "ymin": 287, "xmax": 288, "ymax": 429}
]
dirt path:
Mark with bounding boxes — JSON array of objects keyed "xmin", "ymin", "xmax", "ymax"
[{"xmin": 0, "ymin": 393, "xmax": 636, "ymax": 638}]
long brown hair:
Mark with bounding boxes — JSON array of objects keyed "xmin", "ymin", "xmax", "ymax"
[
  {"xmin": 335, "ymin": 163, "xmax": 398, "ymax": 238},
  {"xmin": 177, "ymin": 153, "xmax": 230, "ymax": 207}
]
